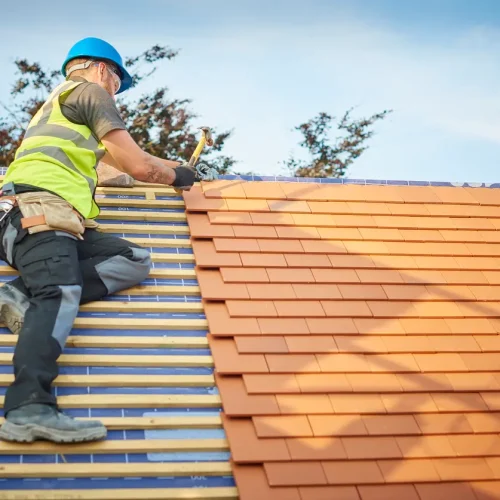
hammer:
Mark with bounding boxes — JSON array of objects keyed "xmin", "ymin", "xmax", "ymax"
[
  {"xmin": 173, "ymin": 127, "xmax": 214, "ymax": 194},
  {"xmin": 188, "ymin": 127, "xmax": 213, "ymax": 168}
]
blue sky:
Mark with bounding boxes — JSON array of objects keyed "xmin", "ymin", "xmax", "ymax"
[{"xmin": 1, "ymin": 0, "xmax": 500, "ymax": 182}]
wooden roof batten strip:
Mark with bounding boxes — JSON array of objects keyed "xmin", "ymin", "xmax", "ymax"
[{"xmin": 0, "ymin": 488, "xmax": 239, "ymax": 500}]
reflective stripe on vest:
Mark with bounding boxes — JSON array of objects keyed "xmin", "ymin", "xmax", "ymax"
[{"xmin": 4, "ymin": 80, "xmax": 105, "ymax": 218}]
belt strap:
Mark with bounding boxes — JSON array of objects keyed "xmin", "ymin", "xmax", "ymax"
[
  {"xmin": 0, "ymin": 196, "xmax": 17, "ymax": 207},
  {"xmin": 21, "ymin": 214, "xmax": 46, "ymax": 229}
]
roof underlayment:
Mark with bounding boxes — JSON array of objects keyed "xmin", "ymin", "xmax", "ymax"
[
  {"xmin": 1, "ymin": 175, "xmax": 500, "ymax": 499},
  {"xmin": 0, "ymin": 181, "xmax": 236, "ymax": 500}
]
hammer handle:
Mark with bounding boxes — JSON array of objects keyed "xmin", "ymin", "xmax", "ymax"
[
  {"xmin": 188, "ymin": 136, "xmax": 207, "ymax": 168},
  {"xmin": 173, "ymin": 136, "xmax": 207, "ymax": 195}
]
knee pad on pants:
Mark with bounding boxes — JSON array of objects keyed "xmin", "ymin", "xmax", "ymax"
[{"xmin": 95, "ymin": 247, "xmax": 151, "ymax": 294}]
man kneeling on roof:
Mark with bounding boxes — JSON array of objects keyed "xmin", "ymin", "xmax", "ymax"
[{"xmin": 0, "ymin": 37, "xmax": 198, "ymax": 444}]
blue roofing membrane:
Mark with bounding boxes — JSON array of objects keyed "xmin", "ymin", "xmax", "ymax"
[{"xmin": 0, "ymin": 191, "xmax": 233, "ymax": 494}]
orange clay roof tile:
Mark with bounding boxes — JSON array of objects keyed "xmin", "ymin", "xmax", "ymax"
[{"xmin": 185, "ymin": 181, "xmax": 500, "ymax": 496}]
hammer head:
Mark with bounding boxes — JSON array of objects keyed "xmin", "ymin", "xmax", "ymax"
[{"xmin": 199, "ymin": 126, "xmax": 214, "ymax": 147}]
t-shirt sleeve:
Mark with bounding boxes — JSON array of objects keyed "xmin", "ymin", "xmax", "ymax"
[{"xmin": 60, "ymin": 82, "xmax": 127, "ymax": 141}]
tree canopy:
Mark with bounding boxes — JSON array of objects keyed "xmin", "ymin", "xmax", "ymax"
[{"xmin": 285, "ymin": 109, "xmax": 392, "ymax": 178}]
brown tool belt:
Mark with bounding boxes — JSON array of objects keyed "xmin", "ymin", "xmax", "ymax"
[
  {"xmin": 0, "ymin": 192, "xmax": 99, "ymax": 236},
  {"xmin": 12, "ymin": 192, "xmax": 86, "ymax": 240}
]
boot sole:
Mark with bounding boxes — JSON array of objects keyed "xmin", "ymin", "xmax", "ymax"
[
  {"xmin": 0, "ymin": 421, "xmax": 107, "ymax": 443},
  {"xmin": 0, "ymin": 308, "xmax": 23, "ymax": 335}
]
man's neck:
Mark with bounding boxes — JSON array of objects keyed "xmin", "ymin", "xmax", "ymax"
[{"xmin": 68, "ymin": 76, "xmax": 89, "ymax": 83}]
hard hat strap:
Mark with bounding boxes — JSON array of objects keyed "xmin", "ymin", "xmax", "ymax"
[{"xmin": 65, "ymin": 60, "xmax": 94, "ymax": 77}]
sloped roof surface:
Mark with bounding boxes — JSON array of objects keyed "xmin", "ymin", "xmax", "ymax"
[
  {"xmin": 185, "ymin": 179, "xmax": 500, "ymax": 500},
  {"xmin": 0, "ymin": 182, "xmax": 236, "ymax": 500}
]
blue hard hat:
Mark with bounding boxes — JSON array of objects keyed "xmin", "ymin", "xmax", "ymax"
[{"xmin": 61, "ymin": 37, "xmax": 133, "ymax": 94}]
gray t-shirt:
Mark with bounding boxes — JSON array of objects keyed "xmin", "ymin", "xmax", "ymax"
[{"xmin": 59, "ymin": 77, "xmax": 127, "ymax": 140}]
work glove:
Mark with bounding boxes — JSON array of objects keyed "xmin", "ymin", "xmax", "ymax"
[
  {"xmin": 172, "ymin": 165, "xmax": 197, "ymax": 191},
  {"xmin": 195, "ymin": 163, "xmax": 219, "ymax": 181},
  {"xmin": 171, "ymin": 162, "xmax": 219, "ymax": 192}
]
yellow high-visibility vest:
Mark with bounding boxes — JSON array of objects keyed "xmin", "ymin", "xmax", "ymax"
[{"xmin": 4, "ymin": 80, "xmax": 106, "ymax": 218}]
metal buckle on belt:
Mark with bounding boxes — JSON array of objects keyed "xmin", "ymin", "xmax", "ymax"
[{"xmin": 0, "ymin": 198, "xmax": 15, "ymax": 223}]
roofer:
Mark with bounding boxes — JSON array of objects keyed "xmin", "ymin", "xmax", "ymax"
[{"xmin": 0, "ymin": 37, "xmax": 198, "ymax": 444}]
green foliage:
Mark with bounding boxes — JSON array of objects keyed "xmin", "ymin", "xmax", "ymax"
[{"xmin": 286, "ymin": 108, "xmax": 392, "ymax": 178}]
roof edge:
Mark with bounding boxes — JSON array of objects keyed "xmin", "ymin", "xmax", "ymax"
[{"xmin": 219, "ymin": 174, "xmax": 500, "ymax": 189}]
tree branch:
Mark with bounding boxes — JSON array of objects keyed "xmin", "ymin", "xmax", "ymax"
[{"xmin": 0, "ymin": 101, "xmax": 23, "ymax": 129}]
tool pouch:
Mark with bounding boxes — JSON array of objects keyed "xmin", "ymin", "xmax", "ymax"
[
  {"xmin": 84, "ymin": 218, "xmax": 100, "ymax": 230},
  {"xmin": 16, "ymin": 192, "xmax": 85, "ymax": 240}
]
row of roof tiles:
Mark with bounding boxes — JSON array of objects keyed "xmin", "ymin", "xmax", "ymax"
[{"xmin": 187, "ymin": 180, "xmax": 500, "ymax": 500}]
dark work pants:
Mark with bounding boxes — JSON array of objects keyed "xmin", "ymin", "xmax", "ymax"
[{"xmin": 0, "ymin": 208, "xmax": 151, "ymax": 414}]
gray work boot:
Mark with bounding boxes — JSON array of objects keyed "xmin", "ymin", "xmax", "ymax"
[
  {"xmin": 0, "ymin": 404, "xmax": 107, "ymax": 443},
  {"xmin": 0, "ymin": 283, "xmax": 29, "ymax": 335}
]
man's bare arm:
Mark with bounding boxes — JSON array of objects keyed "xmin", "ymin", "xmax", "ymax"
[
  {"xmin": 141, "ymin": 156, "xmax": 179, "ymax": 184},
  {"xmin": 101, "ymin": 129, "xmax": 188, "ymax": 186}
]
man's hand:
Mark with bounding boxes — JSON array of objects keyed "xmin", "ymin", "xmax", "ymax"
[{"xmin": 97, "ymin": 158, "xmax": 135, "ymax": 187}]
